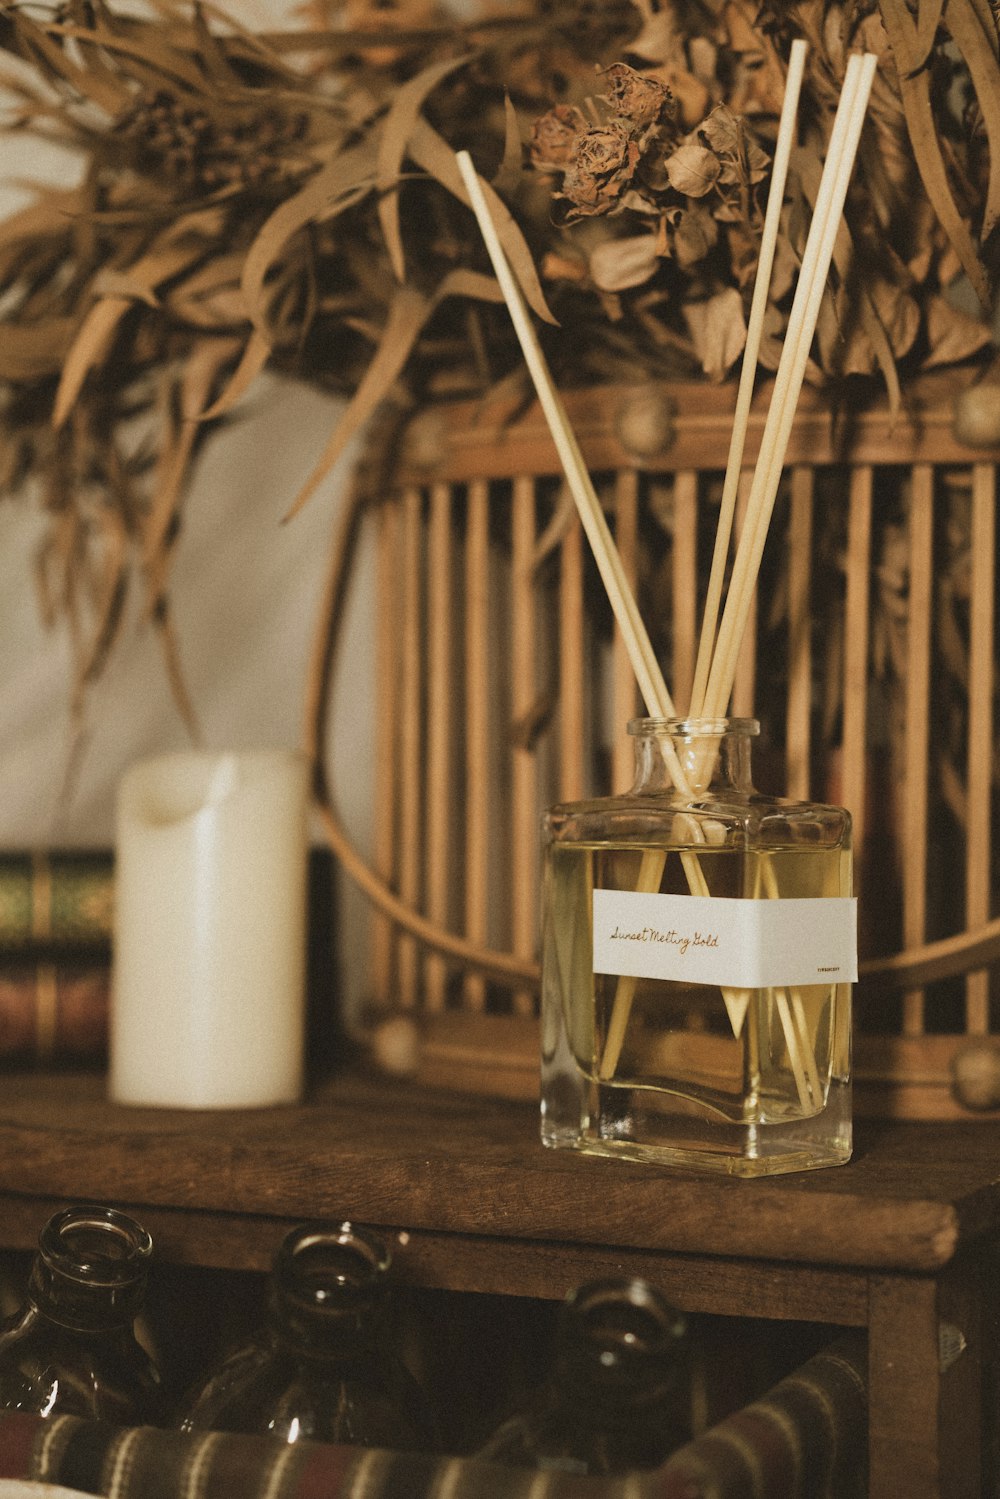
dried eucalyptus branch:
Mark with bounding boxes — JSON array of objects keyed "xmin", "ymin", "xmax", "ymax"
[{"xmin": 0, "ymin": 0, "xmax": 995, "ymax": 726}]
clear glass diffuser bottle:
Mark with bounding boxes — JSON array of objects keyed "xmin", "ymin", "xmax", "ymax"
[{"xmin": 541, "ymin": 718, "xmax": 855, "ymax": 1177}]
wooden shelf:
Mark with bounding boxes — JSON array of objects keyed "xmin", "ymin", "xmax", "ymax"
[
  {"xmin": 0, "ymin": 1069, "xmax": 995, "ymax": 1494},
  {"xmin": 0, "ymin": 1071, "xmax": 996, "ymax": 1292}
]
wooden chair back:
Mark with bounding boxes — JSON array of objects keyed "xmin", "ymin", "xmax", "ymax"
[{"xmin": 314, "ymin": 371, "xmax": 1000, "ymax": 1118}]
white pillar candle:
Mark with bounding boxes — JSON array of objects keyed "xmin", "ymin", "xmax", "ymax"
[{"xmin": 111, "ymin": 749, "xmax": 310, "ymax": 1109}]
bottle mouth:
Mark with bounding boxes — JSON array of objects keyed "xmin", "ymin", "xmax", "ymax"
[
  {"xmin": 38, "ymin": 1206, "xmax": 153, "ymax": 1287},
  {"xmin": 31, "ymin": 1206, "xmax": 153, "ymax": 1330},
  {"xmin": 628, "ymin": 716, "xmax": 759, "ymax": 738},
  {"xmin": 275, "ymin": 1220, "xmax": 390, "ymax": 1317},
  {"xmin": 558, "ymin": 1278, "xmax": 687, "ymax": 1395}
]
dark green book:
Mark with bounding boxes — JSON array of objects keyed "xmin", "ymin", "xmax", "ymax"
[{"xmin": 0, "ymin": 851, "xmax": 113, "ymax": 950}]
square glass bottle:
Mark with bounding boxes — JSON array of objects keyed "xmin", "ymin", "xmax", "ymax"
[{"xmin": 540, "ymin": 717, "xmax": 855, "ymax": 1177}]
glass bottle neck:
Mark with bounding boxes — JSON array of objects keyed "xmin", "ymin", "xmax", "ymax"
[
  {"xmin": 629, "ymin": 717, "xmax": 758, "ymax": 797},
  {"xmin": 29, "ymin": 1207, "xmax": 152, "ymax": 1332},
  {"xmin": 552, "ymin": 1279, "xmax": 686, "ymax": 1410},
  {"xmin": 269, "ymin": 1222, "xmax": 389, "ymax": 1358}
]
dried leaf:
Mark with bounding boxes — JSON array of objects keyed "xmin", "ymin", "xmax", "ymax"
[
  {"xmin": 724, "ymin": 1, "xmax": 767, "ymax": 56},
  {"xmin": 53, "ymin": 297, "xmax": 133, "ymax": 430},
  {"xmin": 53, "ymin": 235, "xmax": 208, "ymax": 427},
  {"xmin": 155, "ymin": 598, "xmax": 201, "ymax": 742},
  {"xmin": 922, "ymin": 293, "xmax": 995, "ymax": 365},
  {"xmin": 11, "ymin": 13, "xmax": 130, "ymax": 115},
  {"xmin": 665, "ymin": 141, "xmax": 721, "ymax": 197},
  {"xmin": 46, "ymin": 17, "xmax": 214, "ymax": 95},
  {"xmin": 408, "ymin": 119, "xmax": 556, "ymax": 324},
  {"xmin": 79, "ymin": 504, "xmax": 128, "ymax": 687},
  {"xmin": 673, "ymin": 205, "xmax": 718, "ymax": 269},
  {"xmin": 286, "ymin": 266, "xmax": 508, "ymax": 521},
  {"xmin": 143, "ymin": 336, "xmax": 240, "ymax": 607},
  {"xmin": 879, "ymin": 0, "xmax": 993, "ymax": 309},
  {"xmin": 166, "ymin": 254, "xmax": 249, "ymax": 329},
  {"xmin": 199, "ymin": 329, "xmax": 271, "ymax": 419},
  {"xmin": 375, "ymin": 51, "xmax": 473, "ymax": 282},
  {"xmin": 240, "ymin": 140, "xmax": 377, "ymax": 341},
  {"xmin": 682, "ymin": 287, "xmax": 746, "ymax": 380},
  {"xmin": 942, "ymin": 0, "xmax": 1000, "ymax": 239},
  {"xmin": 285, "ymin": 284, "xmax": 430, "ymax": 520},
  {"xmin": 913, "ymin": 0, "xmax": 947, "ymax": 69},
  {"xmin": 589, "ymin": 232, "xmax": 659, "ymax": 291},
  {"xmin": 965, "ymin": 0, "xmax": 1000, "ymax": 58},
  {"xmin": 492, "ymin": 92, "xmax": 523, "ymax": 199}
]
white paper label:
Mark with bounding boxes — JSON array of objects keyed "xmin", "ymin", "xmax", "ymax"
[{"xmin": 592, "ymin": 890, "xmax": 857, "ymax": 988}]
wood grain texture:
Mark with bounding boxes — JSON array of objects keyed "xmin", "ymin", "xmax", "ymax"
[{"xmin": 0, "ymin": 1073, "xmax": 998, "ymax": 1278}]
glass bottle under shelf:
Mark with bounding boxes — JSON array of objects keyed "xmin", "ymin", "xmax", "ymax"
[
  {"xmin": 476, "ymin": 1277, "xmax": 690, "ymax": 1475},
  {"xmin": 178, "ymin": 1220, "xmax": 433, "ymax": 1449},
  {"xmin": 0, "ymin": 1205, "xmax": 163, "ymax": 1423},
  {"xmin": 541, "ymin": 717, "xmax": 855, "ymax": 1177}
]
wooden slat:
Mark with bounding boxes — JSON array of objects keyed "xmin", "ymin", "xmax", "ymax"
[
  {"xmin": 903, "ymin": 466, "xmax": 934, "ymax": 1036},
  {"xmin": 511, "ymin": 476, "xmax": 538, "ymax": 1018},
  {"xmin": 371, "ymin": 499, "xmax": 400, "ymax": 1003},
  {"xmin": 463, "ymin": 479, "xmax": 490, "ymax": 1012},
  {"xmin": 612, "ymin": 470, "xmax": 640, "ymax": 791},
  {"xmin": 559, "ymin": 508, "xmax": 586, "ymax": 801},
  {"xmin": 393, "ymin": 372, "xmax": 1000, "ymax": 487},
  {"xmin": 842, "ymin": 465, "xmax": 873, "ymax": 863},
  {"xmin": 397, "ymin": 486, "xmax": 424, "ymax": 1008},
  {"xmin": 731, "ymin": 471, "xmax": 757, "ymax": 717},
  {"xmin": 965, "ymin": 463, "xmax": 996, "ymax": 1033},
  {"xmin": 423, "ymin": 483, "xmax": 453, "ymax": 1011},
  {"xmin": 672, "ymin": 469, "xmax": 698, "ymax": 716},
  {"xmin": 785, "ymin": 465, "xmax": 814, "ymax": 800}
]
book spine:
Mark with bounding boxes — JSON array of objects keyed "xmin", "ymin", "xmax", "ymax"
[
  {"xmin": 0, "ymin": 959, "xmax": 109, "ymax": 1064},
  {"xmin": 0, "ymin": 852, "xmax": 113, "ymax": 949}
]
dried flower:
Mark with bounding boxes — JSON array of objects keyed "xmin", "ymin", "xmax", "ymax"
[
  {"xmin": 530, "ymin": 104, "xmax": 589, "ymax": 170},
  {"xmin": 600, "ymin": 62, "xmax": 675, "ymax": 129},
  {"xmin": 561, "ymin": 124, "xmax": 642, "ymax": 217}
]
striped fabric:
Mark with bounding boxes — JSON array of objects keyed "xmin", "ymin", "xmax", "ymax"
[{"xmin": 0, "ymin": 1336, "xmax": 866, "ymax": 1499}]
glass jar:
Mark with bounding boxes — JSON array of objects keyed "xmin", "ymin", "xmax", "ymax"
[
  {"xmin": 178, "ymin": 1220, "xmax": 433, "ymax": 1449},
  {"xmin": 540, "ymin": 717, "xmax": 855, "ymax": 1176},
  {"xmin": 0, "ymin": 1205, "xmax": 163, "ymax": 1422},
  {"xmin": 476, "ymin": 1277, "xmax": 689, "ymax": 1474}
]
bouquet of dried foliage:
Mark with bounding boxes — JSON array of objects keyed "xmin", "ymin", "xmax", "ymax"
[{"xmin": 0, "ymin": 0, "xmax": 996, "ymax": 720}]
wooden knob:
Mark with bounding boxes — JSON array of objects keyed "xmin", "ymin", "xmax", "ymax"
[
  {"xmin": 369, "ymin": 1013, "xmax": 422, "ymax": 1079},
  {"xmin": 403, "ymin": 409, "xmax": 449, "ymax": 472},
  {"xmin": 615, "ymin": 389, "xmax": 675, "ymax": 460},
  {"xmin": 950, "ymin": 1040, "xmax": 1000, "ymax": 1111},
  {"xmin": 952, "ymin": 383, "xmax": 1000, "ymax": 448}
]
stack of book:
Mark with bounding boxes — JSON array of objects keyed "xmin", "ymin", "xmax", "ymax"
[
  {"xmin": 0, "ymin": 851, "xmax": 113, "ymax": 1067},
  {"xmin": 0, "ymin": 849, "xmax": 339, "ymax": 1073}
]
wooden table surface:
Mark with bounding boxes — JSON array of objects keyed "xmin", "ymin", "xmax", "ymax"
[{"xmin": 0, "ymin": 1070, "xmax": 995, "ymax": 1283}]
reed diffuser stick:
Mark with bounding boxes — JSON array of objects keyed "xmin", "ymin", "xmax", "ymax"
[
  {"xmin": 455, "ymin": 149, "xmax": 800, "ymax": 1081},
  {"xmin": 701, "ymin": 52, "xmax": 878, "ymax": 721},
  {"xmin": 456, "ymin": 151, "xmax": 674, "ymax": 728},
  {"xmin": 689, "ymin": 38, "xmax": 808, "ymax": 717}
]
